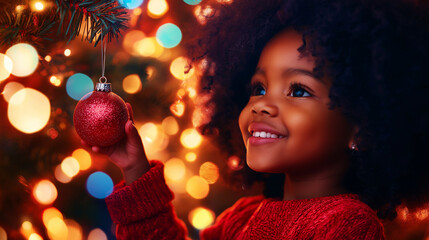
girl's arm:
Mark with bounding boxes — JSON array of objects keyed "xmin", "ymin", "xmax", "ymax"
[{"xmin": 82, "ymin": 103, "xmax": 192, "ymax": 239}]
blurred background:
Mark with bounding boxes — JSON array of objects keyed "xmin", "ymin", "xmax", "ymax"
[{"xmin": 0, "ymin": 0, "xmax": 428, "ymax": 239}]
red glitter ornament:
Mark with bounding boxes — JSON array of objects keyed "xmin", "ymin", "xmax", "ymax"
[{"xmin": 73, "ymin": 82, "xmax": 129, "ymax": 147}]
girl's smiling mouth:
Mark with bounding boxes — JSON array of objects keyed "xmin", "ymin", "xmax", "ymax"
[{"xmin": 248, "ymin": 122, "xmax": 288, "ymax": 145}]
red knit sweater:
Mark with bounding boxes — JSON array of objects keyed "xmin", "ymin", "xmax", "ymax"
[{"xmin": 105, "ymin": 160, "xmax": 386, "ymax": 240}]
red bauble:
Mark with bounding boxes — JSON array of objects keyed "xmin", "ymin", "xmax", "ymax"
[{"xmin": 73, "ymin": 83, "xmax": 129, "ymax": 147}]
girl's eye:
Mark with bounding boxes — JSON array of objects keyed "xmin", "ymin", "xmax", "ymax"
[
  {"xmin": 250, "ymin": 83, "xmax": 266, "ymax": 96},
  {"xmin": 288, "ymin": 82, "xmax": 312, "ymax": 97}
]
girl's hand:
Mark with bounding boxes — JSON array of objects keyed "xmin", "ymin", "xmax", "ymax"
[{"xmin": 81, "ymin": 103, "xmax": 151, "ymax": 185}]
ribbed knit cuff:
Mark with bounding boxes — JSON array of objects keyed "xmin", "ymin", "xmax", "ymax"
[{"xmin": 105, "ymin": 160, "xmax": 174, "ymax": 225}]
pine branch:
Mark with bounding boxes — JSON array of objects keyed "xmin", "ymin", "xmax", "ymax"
[{"xmin": 55, "ymin": 0, "xmax": 129, "ymax": 46}]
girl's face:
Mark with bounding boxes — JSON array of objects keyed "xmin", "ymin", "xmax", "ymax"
[{"xmin": 238, "ymin": 28, "xmax": 356, "ymax": 176}]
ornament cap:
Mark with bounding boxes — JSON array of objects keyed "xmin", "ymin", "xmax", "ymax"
[{"xmin": 96, "ymin": 82, "xmax": 111, "ymax": 92}]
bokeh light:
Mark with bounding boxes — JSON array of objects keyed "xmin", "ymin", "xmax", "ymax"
[
  {"xmin": 88, "ymin": 228, "xmax": 107, "ymax": 240},
  {"xmin": 118, "ymin": 0, "xmax": 144, "ymax": 9},
  {"xmin": 164, "ymin": 158, "xmax": 186, "ymax": 181},
  {"xmin": 42, "ymin": 207, "xmax": 63, "ymax": 227},
  {"xmin": 44, "ymin": 55, "xmax": 52, "ymax": 62},
  {"xmin": 47, "ymin": 217, "xmax": 68, "ymax": 240},
  {"xmin": 0, "ymin": 53, "xmax": 13, "ymax": 82},
  {"xmin": 72, "ymin": 148, "xmax": 92, "ymax": 171},
  {"xmin": 180, "ymin": 128, "xmax": 203, "ymax": 149},
  {"xmin": 64, "ymin": 219, "xmax": 83, "ymax": 240},
  {"xmin": 61, "ymin": 157, "xmax": 80, "ymax": 178},
  {"xmin": 28, "ymin": 233, "xmax": 43, "ymax": 240},
  {"xmin": 194, "ymin": 5, "xmax": 214, "ymax": 25},
  {"xmin": 5, "ymin": 43, "xmax": 39, "ymax": 77},
  {"xmin": 7, "ymin": 88, "xmax": 51, "ymax": 134},
  {"xmin": 64, "ymin": 49, "xmax": 71, "ymax": 56},
  {"xmin": 34, "ymin": 2, "xmax": 44, "ymax": 11},
  {"xmin": 2, "ymin": 81, "xmax": 24, "ymax": 102},
  {"xmin": 20, "ymin": 221, "xmax": 34, "ymax": 238},
  {"xmin": 86, "ymin": 172, "xmax": 114, "ymax": 199},
  {"xmin": 185, "ymin": 152, "xmax": 197, "ymax": 162},
  {"xmin": 33, "ymin": 180, "xmax": 57, "ymax": 205},
  {"xmin": 66, "ymin": 73, "xmax": 94, "ymax": 100},
  {"xmin": 415, "ymin": 209, "xmax": 428, "ymax": 220},
  {"xmin": 156, "ymin": 23, "xmax": 182, "ymax": 48},
  {"xmin": 134, "ymin": 37, "xmax": 165, "ymax": 57},
  {"xmin": 138, "ymin": 122, "xmax": 169, "ymax": 155},
  {"xmin": 162, "ymin": 116, "xmax": 179, "ymax": 135},
  {"xmin": 148, "ymin": 0, "xmax": 169, "ymax": 18},
  {"xmin": 122, "ymin": 74, "xmax": 142, "ymax": 94},
  {"xmin": 199, "ymin": 161, "xmax": 219, "ymax": 184},
  {"xmin": 122, "ymin": 30, "xmax": 145, "ymax": 55},
  {"xmin": 227, "ymin": 155, "xmax": 243, "ymax": 170},
  {"xmin": 55, "ymin": 165, "xmax": 72, "ymax": 183},
  {"xmin": 188, "ymin": 207, "xmax": 215, "ymax": 230},
  {"xmin": 183, "ymin": 0, "xmax": 202, "ymax": 5},
  {"xmin": 170, "ymin": 57, "xmax": 194, "ymax": 80},
  {"xmin": 0, "ymin": 226, "xmax": 7, "ymax": 240},
  {"xmin": 50, "ymin": 75, "xmax": 62, "ymax": 87},
  {"xmin": 170, "ymin": 100, "xmax": 185, "ymax": 117},
  {"xmin": 186, "ymin": 176, "xmax": 209, "ymax": 199}
]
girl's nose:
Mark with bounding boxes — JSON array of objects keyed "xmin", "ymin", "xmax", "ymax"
[{"xmin": 251, "ymin": 97, "xmax": 279, "ymax": 117}]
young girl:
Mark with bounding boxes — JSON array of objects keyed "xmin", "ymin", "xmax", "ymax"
[{"xmin": 83, "ymin": 0, "xmax": 429, "ymax": 239}]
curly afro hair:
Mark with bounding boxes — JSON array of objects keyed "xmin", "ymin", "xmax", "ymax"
[{"xmin": 184, "ymin": 0, "xmax": 429, "ymax": 220}]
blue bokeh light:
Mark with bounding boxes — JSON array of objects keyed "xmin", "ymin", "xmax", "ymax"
[
  {"xmin": 86, "ymin": 172, "xmax": 114, "ymax": 199},
  {"xmin": 183, "ymin": 0, "xmax": 202, "ymax": 5},
  {"xmin": 66, "ymin": 73, "xmax": 94, "ymax": 100},
  {"xmin": 118, "ymin": 0, "xmax": 144, "ymax": 9},
  {"xmin": 156, "ymin": 23, "xmax": 182, "ymax": 48}
]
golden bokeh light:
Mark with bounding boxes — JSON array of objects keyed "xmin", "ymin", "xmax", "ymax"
[
  {"xmin": 47, "ymin": 217, "xmax": 68, "ymax": 240},
  {"xmin": 162, "ymin": 116, "xmax": 179, "ymax": 135},
  {"xmin": 88, "ymin": 228, "xmax": 107, "ymax": 240},
  {"xmin": 61, "ymin": 157, "xmax": 80, "ymax": 178},
  {"xmin": 55, "ymin": 164, "xmax": 72, "ymax": 183},
  {"xmin": 6, "ymin": 43, "xmax": 39, "ymax": 77},
  {"xmin": 50, "ymin": 75, "xmax": 62, "ymax": 87},
  {"xmin": 170, "ymin": 57, "xmax": 194, "ymax": 80},
  {"xmin": 227, "ymin": 155, "xmax": 243, "ymax": 171},
  {"xmin": 138, "ymin": 122, "xmax": 169, "ymax": 156},
  {"xmin": 7, "ymin": 88, "xmax": 51, "ymax": 134},
  {"xmin": 415, "ymin": 208, "xmax": 428, "ymax": 220},
  {"xmin": 186, "ymin": 176, "xmax": 209, "ymax": 199},
  {"xmin": 123, "ymin": 30, "xmax": 145, "ymax": 55},
  {"xmin": 122, "ymin": 74, "xmax": 142, "ymax": 94},
  {"xmin": 64, "ymin": 219, "xmax": 83, "ymax": 240},
  {"xmin": 2, "ymin": 81, "xmax": 24, "ymax": 102},
  {"xmin": 34, "ymin": 1, "xmax": 44, "ymax": 11},
  {"xmin": 187, "ymin": 87, "xmax": 197, "ymax": 98},
  {"xmin": 20, "ymin": 221, "xmax": 34, "ymax": 239},
  {"xmin": 28, "ymin": 233, "xmax": 43, "ymax": 240},
  {"xmin": 0, "ymin": 226, "xmax": 6, "ymax": 240},
  {"xmin": 134, "ymin": 37, "xmax": 164, "ymax": 58},
  {"xmin": 164, "ymin": 158, "xmax": 186, "ymax": 181},
  {"xmin": 44, "ymin": 55, "xmax": 52, "ymax": 62},
  {"xmin": 0, "ymin": 53, "xmax": 13, "ymax": 82},
  {"xmin": 180, "ymin": 128, "xmax": 203, "ymax": 149},
  {"xmin": 33, "ymin": 179, "xmax": 58, "ymax": 205},
  {"xmin": 43, "ymin": 207, "xmax": 63, "ymax": 227},
  {"xmin": 170, "ymin": 100, "xmax": 185, "ymax": 117},
  {"xmin": 194, "ymin": 5, "xmax": 214, "ymax": 25},
  {"xmin": 185, "ymin": 152, "xmax": 197, "ymax": 162},
  {"xmin": 177, "ymin": 88, "xmax": 186, "ymax": 98},
  {"xmin": 199, "ymin": 161, "xmax": 219, "ymax": 184},
  {"xmin": 147, "ymin": 0, "xmax": 169, "ymax": 18},
  {"xmin": 64, "ymin": 49, "xmax": 71, "ymax": 56},
  {"xmin": 188, "ymin": 207, "xmax": 215, "ymax": 230},
  {"xmin": 72, "ymin": 148, "xmax": 91, "ymax": 171}
]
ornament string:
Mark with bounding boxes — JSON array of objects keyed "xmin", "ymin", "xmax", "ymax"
[{"xmin": 99, "ymin": 31, "xmax": 107, "ymax": 84}]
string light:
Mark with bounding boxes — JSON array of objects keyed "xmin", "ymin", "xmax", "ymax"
[
  {"xmin": 33, "ymin": 179, "xmax": 58, "ymax": 205},
  {"xmin": 147, "ymin": 0, "xmax": 169, "ymax": 18},
  {"xmin": 64, "ymin": 49, "xmax": 71, "ymax": 56},
  {"xmin": 34, "ymin": 1, "xmax": 44, "ymax": 11},
  {"xmin": 50, "ymin": 75, "xmax": 62, "ymax": 86}
]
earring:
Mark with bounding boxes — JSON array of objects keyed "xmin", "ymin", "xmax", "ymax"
[{"xmin": 350, "ymin": 143, "xmax": 358, "ymax": 151}]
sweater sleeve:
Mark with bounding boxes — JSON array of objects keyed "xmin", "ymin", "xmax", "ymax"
[
  {"xmin": 105, "ymin": 160, "xmax": 191, "ymax": 240},
  {"xmin": 313, "ymin": 202, "xmax": 386, "ymax": 240}
]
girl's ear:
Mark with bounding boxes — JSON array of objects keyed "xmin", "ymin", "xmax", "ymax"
[{"xmin": 348, "ymin": 125, "xmax": 360, "ymax": 150}]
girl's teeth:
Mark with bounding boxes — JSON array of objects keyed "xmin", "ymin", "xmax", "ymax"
[{"xmin": 252, "ymin": 131, "xmax": 283, "ymax": 139}]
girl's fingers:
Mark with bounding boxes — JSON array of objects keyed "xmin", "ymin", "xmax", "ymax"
[
  {"xmin": 126, "ymin": 102, "xmax": 134, "ymax": 124},
  {"xmin": 125, "ymin": 120, "xmax": 142, "ymax": 146}
]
